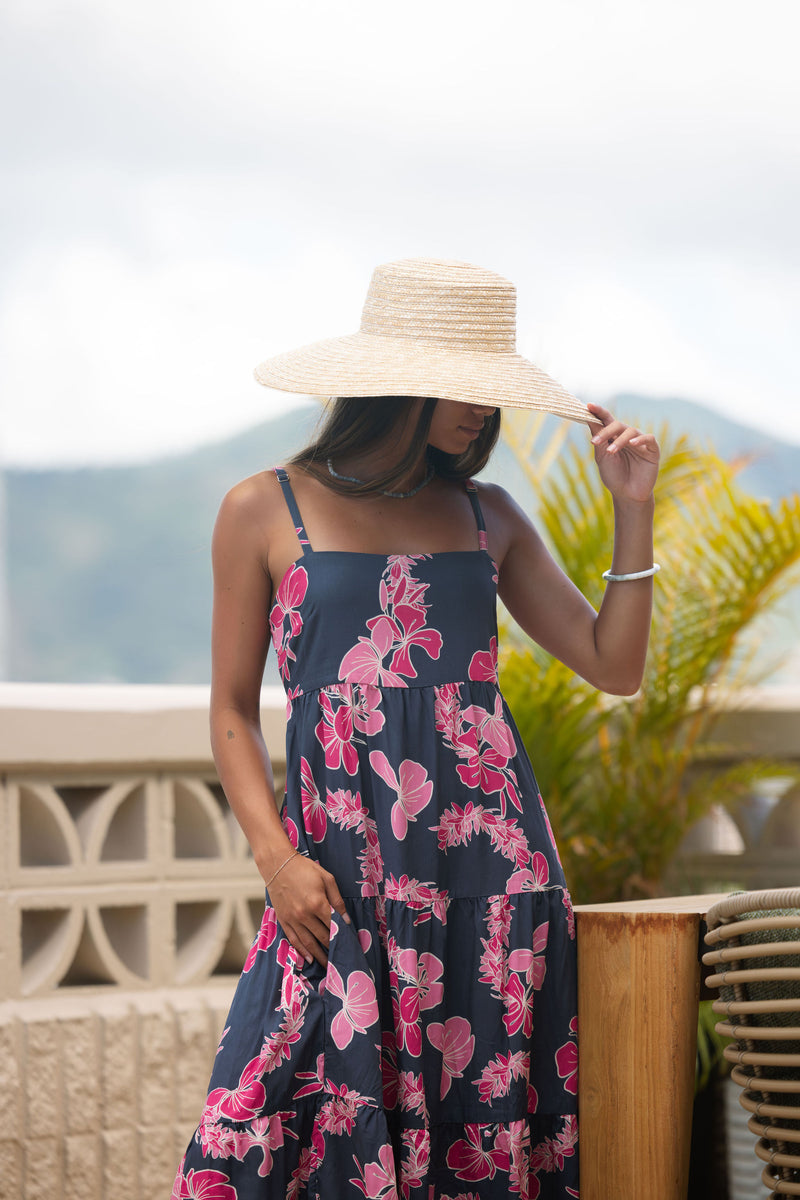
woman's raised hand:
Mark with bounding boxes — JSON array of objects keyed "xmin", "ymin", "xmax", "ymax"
[
  {"xmin": 265, "ymin": 851, "xmax": 350, "ymax": 967},
  {"xmin": 586, "ymin": 402, "xmax": 660, "ymax": 504}
]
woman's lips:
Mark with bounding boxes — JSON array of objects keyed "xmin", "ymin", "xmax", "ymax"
[{"xmin": 460, "ymin": 425, "xmax": 483, "ymax": 437}]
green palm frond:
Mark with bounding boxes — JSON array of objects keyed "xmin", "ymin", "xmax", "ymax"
[{"xmin": 499, "ymin": 418, "xmax": 800, "ymax": 903}]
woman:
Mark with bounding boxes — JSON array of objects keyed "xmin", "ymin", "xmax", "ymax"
[{"xmin": 172, "ymin": 258, "xmax": 659, "ymax": 1200}]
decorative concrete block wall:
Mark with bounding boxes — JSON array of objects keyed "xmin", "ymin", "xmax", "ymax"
[{"xmin": 0, "ymin": 684, "xmax": 287, "ymax": 1200}]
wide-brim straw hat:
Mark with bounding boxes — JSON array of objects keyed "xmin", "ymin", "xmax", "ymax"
[{"xmin": 255, "ymin": 257, "xmax": 600, "ymax": 425}]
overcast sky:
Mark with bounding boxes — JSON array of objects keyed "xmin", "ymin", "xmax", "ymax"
[{"xmin": 1, "ymin": 0, "xmax": 798, "ymax": 466}]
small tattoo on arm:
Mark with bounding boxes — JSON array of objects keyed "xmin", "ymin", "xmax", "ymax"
[{"xmin": 227, "ymin": 729, "xmax": 235, "ymax": 740}]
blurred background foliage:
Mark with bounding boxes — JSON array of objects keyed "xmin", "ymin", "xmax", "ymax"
[{"xmin": 499, "ymin": 411, "xmax": 800, "ymax": 904}]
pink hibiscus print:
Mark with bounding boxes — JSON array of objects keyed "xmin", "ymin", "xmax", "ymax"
[
  {"xmin": 205, "ymin": 1055, "xmax": 265, "ymax": 1121},
  {"xmin": 369, "ymin": 751, "xmax": 433, "ymax": 840},
  {"xmin": 269, "ymin": 563, "xmax": 308, "ymax": 679},
  {"xmin": 507, "ymin": 850, "xmax": 550, "ymax": 893},
  {"xmin": 350, "ymin": 1143, "xmax": 399, "ymax": 1199},
  {"xmin": 173, "ymin": 1167, "xmax": 237, "ymax": 1200},
  {"xmin": 467, "ymin": 636, "xmax": 499, "ymax": 682},
  {"xmin": 315, "ymin": 690, "xmax": 359, "ymax": 774},
  {"xmin": 555, "ymin": 1039, "xmax": 578, "ymax": 1096},
  {"xmin": 339, "ymin": 615, "xmax": 408, "ymax": 687},
  {"xmin": 395, "ymin": 947, "xmax": 444, "ymax": 1010},
  {"xmin": 338, "ymin": 683, "xmax": 386, "ymax": 736},
  {"xmin": 446, "ymin": 1124, "xmax": 510, "ymax": 1182},
  {"xmin": 324, "ymin": 961, "xmax": 379, "ymax": 1050},
  {"xmin": 463, "ymin": 694, "xmax": 516, "ymax": 759},
  {"xmin": 427, "ymin": 1016, "xmax": 475, "ymax": 1098},
  {"xmin": 299, "ymin": 756, "xmax": 326, "ymax": 842},
  {"xmin": 242, "ymin": 907, "xmax": 278, "ymax": 973},
  {"xmin": 388, "ymin": 604, "xmax": 443, "ymax": 678},
  {"xmin": 391, "ymin": 982, "xmax": 422, "ymax": 1057},
  {"xmin": 507, "ymin": 920, "xmax": 549, "ymax": 991}
]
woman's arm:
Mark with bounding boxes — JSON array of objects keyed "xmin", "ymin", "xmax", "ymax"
[
  {"xmin": 495, "ymin": 404, "xmax": 660, "ymax": 695},
  {"xmin": 210, "ymin": 478, "xmax": 349, "ymax": 966}
]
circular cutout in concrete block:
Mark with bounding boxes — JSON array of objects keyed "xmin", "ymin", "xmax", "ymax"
[
  {"xmin": 98, "ymin": 905, "xmax": 149, "ymax": 979},
  {"xmin": 61, "ymin": 911, "xmax": 118, "ymax": 987},
  {"xmin": 173, "ymin": 781, "xmax": 227, "ymax": 860},
  {"xmin": 174, "ymin": 899, "xmax": 233, "ymax": 984},
  {"xmin": 18, "ymin": 784, "xmax": 78, "ymax": 868},
  {"xmin": 21, "ymin": 906, "xmax": 83, "ymax": 995},
  {"xmin": 99, "ymin": 785, "xmax": 147, "ymax": 862}
]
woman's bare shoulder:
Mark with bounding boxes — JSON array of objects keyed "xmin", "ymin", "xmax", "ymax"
[{"xmin": 213, "ymin": 469, "xmax": 291, "ymax": 559}]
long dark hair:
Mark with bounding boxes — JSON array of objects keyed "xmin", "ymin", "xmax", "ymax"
[{"xmin": 289, "ymin": 396, "xmax": 501, "ymax": 497}]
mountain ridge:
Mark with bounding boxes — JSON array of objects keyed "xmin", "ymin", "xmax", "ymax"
[{"xmin": 5, "ymin": 394, "xmax": 798, "ymax": 683}]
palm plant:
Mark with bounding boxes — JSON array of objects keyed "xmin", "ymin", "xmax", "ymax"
[{"xmin": 499, "ymin": 411, "xmax": 800, "ymax": 904}]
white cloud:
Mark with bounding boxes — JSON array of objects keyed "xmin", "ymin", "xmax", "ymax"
[{"xmin": 1, "ymin": 0, "xmax": 798, "ymax": 462}]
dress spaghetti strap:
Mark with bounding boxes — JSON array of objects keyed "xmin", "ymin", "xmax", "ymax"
[
  {"xmin": 464, "ymin": 478, "xmax": 490, "ymax": 553},
  {"xmin": 273, "ymin": 467, "xmax": 312, "ymax": 555}
]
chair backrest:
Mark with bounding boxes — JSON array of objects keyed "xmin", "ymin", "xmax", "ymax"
[{"xmin": 703, "ymin": 888, "xmax": 800, "ymax": 1198}]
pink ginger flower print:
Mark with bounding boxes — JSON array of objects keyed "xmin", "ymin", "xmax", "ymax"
[
  {"xmin": 269, "ymin": 563, "xmax": 308, "ymax": 680},
  {"xmin": 427, "ymin": 1016, "xmax": 475, "ymax": 1098},
  {"xmin": 400, "ymin": 1128, "xmax": 430, "ymax": 1198},
  {"xmin": 318, "ymin": 1080, "xmax": 372, "ymax": 1136},
  {"xmin": 350, "ymin": 1142, "xmax": 400, "ymax": 1199},
  {"xmin": 299, "ymin": 756, "xmax": 326, "ymax": 842},
  {"xmin": 324, "ymin": 961, "xmax": 379, "ymax": 1050},
  {"xmin": 173, "ymin": 1167, "xmax": 238, "ymax": 1200},
  {"xmin": 530, "ymin": 1115, "xmax": 578, "ymax": 1173},
  {"xmin": 369, "ymin": 751, "xmax": 433, "ymax": 840},
  {"xmin": 433, "ymin": 682, "xmax": 463, "ymax": 742},
  {"xmin": 315, "ymin": 690, "xmax": 360, "ymax": 774},
  {"xmin": 467, "ymin": 636, "xmax": 499, "ymax": 682},
  {"xmin": 242, "ymin": 906, "xmax": 278, "ymax": 973},
  {"xmin": 384, "ymin": 874, "xmax": 449, "ymax": 925},
  {"xmin": 397, "ymin": 1070, "xmax": 427, "ymax": 1118},
  {"xmin": 446, "ymin": 1124, "xmax": 510, "ymax": 1182},
  {"xmin": 474, "ymin": 1050, "xmax": 530, "ymax": 1104},
  {"xmin": 432, "ymin": 800, "xmax": 485, "ymax": 849}
]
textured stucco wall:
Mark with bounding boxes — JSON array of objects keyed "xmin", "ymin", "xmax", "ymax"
[{"xmin": 0, "ymin": 986, "xmax": 234, "ymax": 1200}]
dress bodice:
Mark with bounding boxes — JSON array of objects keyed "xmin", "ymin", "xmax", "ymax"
[{"xmin": 268, "ymin": 470, "xmax": 500, "ymax": 695}]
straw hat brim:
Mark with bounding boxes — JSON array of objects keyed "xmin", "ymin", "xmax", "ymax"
[{"xmin": 255, "ymin": 332, "xmax": 600, "ymax": 426}]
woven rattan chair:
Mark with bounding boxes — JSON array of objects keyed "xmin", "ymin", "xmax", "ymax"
[{"xmin": 703, "ymin": 888, "xmax": 800, "ymax": 1198}]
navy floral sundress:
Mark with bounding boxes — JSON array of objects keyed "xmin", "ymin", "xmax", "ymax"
[{"xmin": 172, "ymin": 469, "xmax": 579, "ymax": 1200}]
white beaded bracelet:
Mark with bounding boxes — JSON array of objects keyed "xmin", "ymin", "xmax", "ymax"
[{"xmin": 602, "ymin": 563, "xmax": 661, "ymax": 582}]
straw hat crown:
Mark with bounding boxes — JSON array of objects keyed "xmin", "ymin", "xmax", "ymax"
[
  {"xmin": 255, "ymin": 256, "xmax": 596, "ymax": 424},
  {"xmin": 359, "ymin": 258, "xmax": 517, "ymax": 352}
]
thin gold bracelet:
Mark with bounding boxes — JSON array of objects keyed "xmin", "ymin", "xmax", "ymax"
[{"xmin": 266, "ymin": 848, "xmax": 300, "ymax": 889}]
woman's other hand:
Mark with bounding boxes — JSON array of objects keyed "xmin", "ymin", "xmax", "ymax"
[
  {"xmin": 265, "ymin": 851, "xmax": 350, "ymax": 967},
  {"xmin": 587, "ymin": 402, "xmax": 660, "ymax": 504}
]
